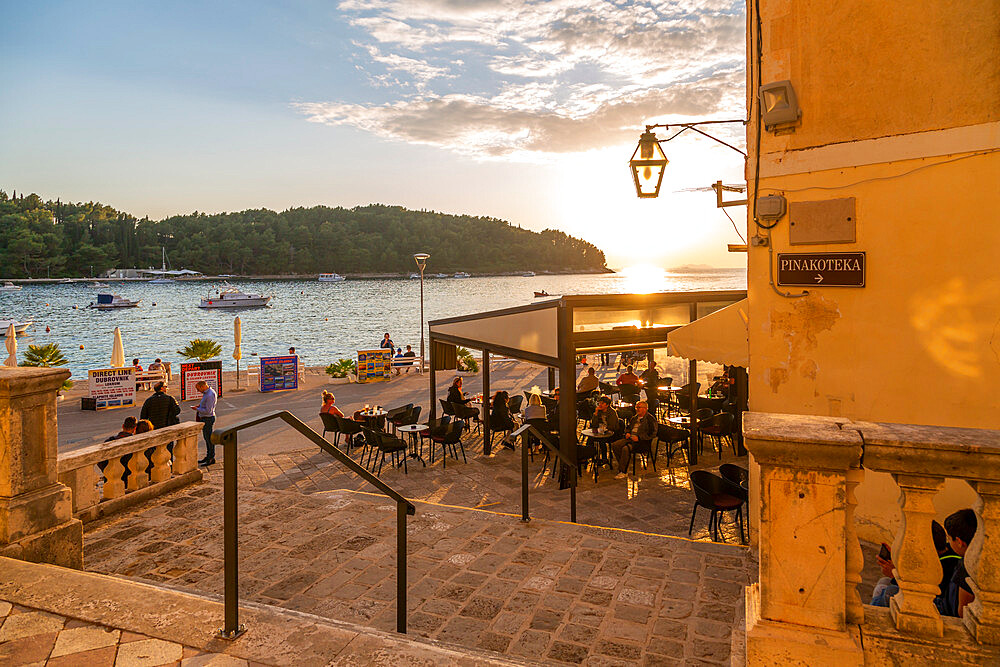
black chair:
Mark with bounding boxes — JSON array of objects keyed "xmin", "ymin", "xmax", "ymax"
[
  {"xmin": 398, "ymin": 405, "xmax": 421, "ymax": 428},
  {"xmin": 452, "ymin": 401, "xmax": 481, "ymax": 433},
  {"xmin": 524, "ymin": 417, "xmax": 551, "ymax": 463},
  {"xmin": 319, "ymin": 412, "xmax": 340, "ymax": 445},
  {"xmin": 657, "ymin": 423, "xmax": 690, "ymax": 464},
  {"xmin": 363, "ymin": 428, "xmax": 408, "ymax": 475},
  {"xmin": 489, "ymin": 410, "xmax": 517, "ymax": 450},
  {"xmin": 421, "ymin": 416, "xmax": 451, "ymax": 464},
  {"xmin": 674, "ymin": 381, "xmax": 701, "ymax": 411},
  {"xmin": 386, "ymin": 403, "xmax": 413, "ymax": 434},
  {"xmin": 702, "ymin": 412, "xmax": 735, "ymax": 459},
  {"xmin": 618, "ymin": 384, "xmax": 641, "ymax": 405},
  {"xmin": 598, "ymin": 381, "xmax": 617, "ymax": 396},
  {"xmin": 689, "ymin": 470, "xmax": 745, "ymax": 542},
  {"xmin": 433, "ymin": 420, "xmax": 467, "ymax": 466},
  {"xmin": 508, "ymin": 395, "xmax": 524, "ymax": 414},
  {"xmin": 334, "ymin": 416, "xmax": 364, "ymax": 455},
  {"xmin": 720, "ymin": 463, "xmax": 748, "ymax": 488},
  {"xmin": 576, "ymin": 441, "xmax": 599, "ymax": 482},
  {"xmin": 439, "ymin": 399, "xmax": 457, "ymax": 419},
  {"xmin": 629, "ymin": 436, "xmax": 657, "ymax": 475}
]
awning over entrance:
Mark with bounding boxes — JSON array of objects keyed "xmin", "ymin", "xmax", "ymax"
[{"xmin": 666, "ymin": 298, "xmax": 748, "ymax": 367}]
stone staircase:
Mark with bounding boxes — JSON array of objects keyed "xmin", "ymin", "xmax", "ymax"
[{"xmin": 80, "ymin": 482, "xmax": 752, "ymax": 664}]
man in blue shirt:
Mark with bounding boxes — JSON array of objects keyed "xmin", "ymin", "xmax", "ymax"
[{"xmin": 190, "ymin": 380, "xmax": 217, "ymax": 466}]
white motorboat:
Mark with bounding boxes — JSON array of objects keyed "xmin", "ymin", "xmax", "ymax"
[
  {"xmin": 408, "ymin": 273, "xmax": 420, "ymax": 279},
  {"xmin": 59, "ymin": 278, "xmax": 74, "ymax": 284},
  {"xmin": 0, "ymin": 319, "xmax": 33, "ymax": 335},
  {"xmin": 453, "ymin": 272, "xmax": 471, "ymax": 278},
  {"xmin": 318, "ymin": 273, "xmax": 345, "ymax": 282},
  {"xmin": 91, "ymin": 282, "xmax": 110, "ymax": 288},
  {"xmin": 521, "ymin": 271, "xmax": 536, "ymax": 277},
  {"xmin": 0, "ymin": 282, "xmax": 22, "ymax": 292},
  {"xmin": 433, "ymin": 273, "xmax": 448, "ymax": 278},
  {"xmin": 88, "ymin": 293, "xmax": 141, "ymax": 310},
  {"xmin": 199, "ymin": 287, "xmax": 270, "ymax": 309}
]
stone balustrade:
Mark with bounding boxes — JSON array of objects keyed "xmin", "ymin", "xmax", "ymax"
[
  {"xmin": 744, "ymin": 412, "xmax": 1000, "ymax": 665},
  {"xmin": 58, "ymin": 422, "xmax": 204, "ymax": 523}
]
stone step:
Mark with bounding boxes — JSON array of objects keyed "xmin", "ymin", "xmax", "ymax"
[
  {"xmin": 0, "ymin": 555, "xmax": 535, "ymax": 666},
  {"xmin": 83, "ymin": 480, "xmax": 752, "ymax": 664}
]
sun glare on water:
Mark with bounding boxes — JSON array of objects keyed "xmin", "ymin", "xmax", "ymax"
[{"xmin": 620, "ymin": 264, "xmax": 667, "ymax": 294}]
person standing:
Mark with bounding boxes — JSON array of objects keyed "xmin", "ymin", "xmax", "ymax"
[
  {"xmin": 380, "ymin": 332, "xmax": 394, "ymax": 350},
  {"xmin": 140, "ymin": 381, "xmax": 181, "ymax": 429},
  {"xmin": 191, "ymin": 380, "xmax": 217, "ymax": 466}
]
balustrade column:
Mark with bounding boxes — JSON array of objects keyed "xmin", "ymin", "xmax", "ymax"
[
  {"xmin": 845, "ymin": 465, "xmax": 865, "ymax": 624},
  {"xmin": 149, "ymin": 444, "xmax": 172, "ymax": 483},
  {"xmin": 964, "ymin": 480, "xmax": 1000, "ymax": 644},
  {"xmin": 102, "ymin": 458, "xmax": 126, "ymax": 499},
  {"xmin": 173, "ymin": 434, "xmax": 197, "ymax": 474},
  {"xmin": 58, "ymin": 465, "xmax": 98, "ymax": 514},
  {"xmin": 889, "ymin": 473, "xmax": 945, "ymax": 637},
  {"xmin": 126, "ymin": 453, "xmax": 149, "ymax": 491}
]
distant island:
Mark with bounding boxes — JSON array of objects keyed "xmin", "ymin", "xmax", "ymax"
[{"xmin": 0, "ymin": 191, "xmax": 609, "ymax": 278}]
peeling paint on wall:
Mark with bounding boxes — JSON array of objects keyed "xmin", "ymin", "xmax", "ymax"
[{"xmin": 768, "ymin": 294, "xmax": 841, "ymax": 391}]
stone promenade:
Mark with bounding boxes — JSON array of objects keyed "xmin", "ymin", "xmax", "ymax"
[
  {"xmin": 222, "ymin": 429, "xmax": 748, "ymax": 544},
  {"xmin": 84, "ymin": 484, "xmax": 752, "ymax": 665}
]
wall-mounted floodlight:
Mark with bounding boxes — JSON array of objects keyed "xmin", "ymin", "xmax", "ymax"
[
  {"xmin": 759, "ymin": 80, "xmax": 801, "ymax": 129},
  {"xmin": 629, "ymin": 130, "xmax": 668, "ymax": 198}
]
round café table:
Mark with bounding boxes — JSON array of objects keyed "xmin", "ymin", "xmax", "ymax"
[
  {"xmin": 397, "ymin": 423, "xmax": 428, "ymax": 466},
  {"xmin": 581, "ymin": 428, "xmax": 615, "ymax": 466}
]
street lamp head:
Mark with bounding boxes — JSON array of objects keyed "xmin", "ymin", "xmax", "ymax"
[
  {"xmin": 413, "ymin": 252, "xmax": 430, "ymax": 270},
  {"xmin": 629, "ymin": 130, "xmax": 668, "ymax": 198}
]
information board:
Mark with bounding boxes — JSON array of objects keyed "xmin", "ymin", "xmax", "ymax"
[
  {"xmin": 357, "ymin": 349, "xmax": 392, "ymax": 383},
  {"xmin": 259, "ymin": 355, "xmax": 298, "ymax": 392},
  {"xmin": 180, "ymin": 361, "xmax": 223, "ymax": 401},
  {"xmin": 88, "ymin": 367, "xmax": 136, "ymax": 409}
]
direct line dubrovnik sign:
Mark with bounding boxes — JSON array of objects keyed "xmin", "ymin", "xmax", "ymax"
[{"xmin": 777, "ymin": 251, "xmax": 866, "ymax": 287}]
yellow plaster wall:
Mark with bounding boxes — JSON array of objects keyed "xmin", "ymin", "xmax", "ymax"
[
  {"xmin": 746, "ymin": 0, "xmax": 1000, "ymax": 542},
  {"xmin": 758, "ymin": 0, "xmax": 1000, "ymax": 150}
]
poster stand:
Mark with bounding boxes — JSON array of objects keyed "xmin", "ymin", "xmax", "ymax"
[
  {"xmin": 180, "ymin": 361, "xmax": 223, "ymax": 401},
  {"xmin": 87, "ymin": 367, "xmax": 136, "ymax": 409},
  {"xmin": 357, "ymin": 349, "xmax": 391, "ymax": 383},
  {"xmin": 259, "ymin": 355, "xmax": 299, "ymax": 392}
]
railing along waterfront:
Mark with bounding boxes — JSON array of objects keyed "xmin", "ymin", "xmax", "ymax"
[
  {"xmin": 212, "ymin": 410, "xmax": 416, "ymax": 639},
  {"xmin": 744, "ymin": 412, "xmax": 1000, "ymax": 665},
  {"xmin": 58, "ymin": 422, "xmax": 203, "ymax": 522},
  {"xmin": 510, "ymin": 423, "xmax": 578, "ymax": 524}
]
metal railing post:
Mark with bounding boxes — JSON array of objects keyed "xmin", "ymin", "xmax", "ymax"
[
  {"xmin": 218, "ymin": 431, "xmax": 245, "ymax": 639},
  {"xmin": 521, "ymin": 437, "xmax": 530, "ymax": 521},
  {"xmin": 396, "ymin": 501, "xmax": 407, "ymax": 634},
  {"xmin": 570, "ymin": 468, "xmax": 577, "ymax": 523}
]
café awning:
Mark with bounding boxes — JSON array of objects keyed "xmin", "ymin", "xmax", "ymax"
[{"xmin": 666, "ymin": 298, "xmax": 748, "ymax": 367}]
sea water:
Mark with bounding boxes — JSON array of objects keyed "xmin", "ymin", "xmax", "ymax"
[{"xmin": 1, "ymin": 269, "xmax": 745, "ymax": 377}]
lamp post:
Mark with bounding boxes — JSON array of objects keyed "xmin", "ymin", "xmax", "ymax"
[{"xmin": 413, "ymin": 253, "xmax": 430, "ymax": 372}]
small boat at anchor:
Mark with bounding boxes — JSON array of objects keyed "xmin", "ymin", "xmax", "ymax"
[
  {"xmin": 88, "ymin": 293, "xmax": 141, "ymax": 310},
  {"xmin": 0, "ymin": 319, "xmax": 33, "ymax": 334},
  {"xmin": 318, "ymin": 273, "xmax": 345, "ymax": 282},
  {"xmin": 453, "ymin": 272, "xmax": 471, "ymax": 279},
  {"xmin": 0, "ymin": 282, "xmax": 22, "ymax": 292},
  {"xmin": 534, "ymin": 290, "xmax": 551, "ymax": 298},
  {"xmin": 199, "ymin": 287, "xmax": 270, "ymax": 309}
]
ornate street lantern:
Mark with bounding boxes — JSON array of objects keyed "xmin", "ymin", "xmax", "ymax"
[{"xmin": 629, "ymin": 130, "xmax": 668, "ymax": 198}]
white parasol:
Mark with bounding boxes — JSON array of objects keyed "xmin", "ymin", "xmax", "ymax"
[
  {"xmin": 110, "ymin": 327, "xmax": 125, "ymax": 368},
  {"xmin": 4, "ymin": 323, "xmax": 16, "ymax": 367},
  {"xmin": 233, "ymin": 316, "xmax": 242, "ymax": 388}
]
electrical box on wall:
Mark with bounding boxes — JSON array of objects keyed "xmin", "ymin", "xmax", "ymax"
[
  {"xmin": 757, "ymin": 194, "xmax": 786, "ymax": 221},
  {"xmin": 789, "ymin": 197, "xmax": 856, "ymax": 245}
]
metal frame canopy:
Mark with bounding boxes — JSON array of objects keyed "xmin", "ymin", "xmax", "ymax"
[{"xmin": 428, "ymin": 290, "xmax": 746, "ymax": 461}]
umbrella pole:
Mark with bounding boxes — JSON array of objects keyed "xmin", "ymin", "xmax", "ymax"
[{"xmin": 236, "ymin": 359, "xmax": 240, "ymax": 389}]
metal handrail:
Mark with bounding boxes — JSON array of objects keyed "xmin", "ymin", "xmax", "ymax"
[
  {"xmin": 510, "ymin": 423, "xmax": 578, "ymax": 523},
  {"xmin": 211, "ymin": 410, "xmax": 416, "ymax": 638}
]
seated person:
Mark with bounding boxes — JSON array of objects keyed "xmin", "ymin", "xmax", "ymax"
[
  {"xmin": 944, "ymin": 508, "xmax": 977, "ymax": 617},
  {"xmin": 447, "ymin": 377, "xmax": 471, "ymax": 404},
  {"xmin": 523, "ymin": 393, "xmax": 546, "ymax": 421},
  {"xmin": 402, "ymin": 344, "xmax": 416, "ymax": 372},
  {"xmin": 132, "ymin": 358, "xmax": 143, "ymax": 372},
  {"xmin": 393, "ymin": 347, "xmax": 405, "ymax": 375},
  {"xmin": 609, "ymin": 401, "xmax": 656, "ymax": 477},
  {"xmin": 577, "ymin": 367, "xmax": 600, "ymax": 394},
  {"xmin": 321, "ymin": 390, "xmax": 345, "ymax": 417},
  {"xmin": 872, "ymin": 520, "xmax": 959, "ymax": 608},
  {"xmin": 590, "ymin": 395, "xmax": 619, "ymax": 434},
  {"xmin": 135, "ymin": 419, "xmax": 154, "ymax": 434},
  {"xmin": 148, "ymin": 358, "xmax": 165, "ymax": 372},
  {"xmin": 616, "ymin": 365, "xmax": 640, "ymax": 386},
  {"xmin": 491, "ymin": 390, "xmax": 517, "ymax": 449}
]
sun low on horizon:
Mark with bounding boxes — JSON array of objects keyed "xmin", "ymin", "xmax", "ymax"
[{"xmin": 0, "ymin": 1, "xmax": 750, "ymax": 270}]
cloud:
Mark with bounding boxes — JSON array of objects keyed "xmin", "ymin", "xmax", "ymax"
[{"xmin": 305, "ymin": 1, "xmax": 747, "ymax": 158}]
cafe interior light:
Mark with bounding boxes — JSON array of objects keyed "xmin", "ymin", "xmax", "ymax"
[{"xmin": 629, "ymin": 130, "xmax": 668, "ymax": 198}]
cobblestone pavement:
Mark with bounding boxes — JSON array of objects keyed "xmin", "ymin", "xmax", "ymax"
[
  {"xmin": 84, "ymin": 485, "xmax": 752, "ymax": 665},
  {"xmin": 213, "ymin": 429, "xmax": 749, "ymax": 544},
  {"xmin": 0, "ymin": 600, "xmax": 247, "ymax": 666}
]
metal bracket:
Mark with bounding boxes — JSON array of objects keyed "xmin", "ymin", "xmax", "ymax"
[
  {"xmin": 713, "ymin": 180, "xmax": 748, "ymax": 208},
  {"xmin": 216, "ymin": 625, "xmax": 247, "ymax": 640}
]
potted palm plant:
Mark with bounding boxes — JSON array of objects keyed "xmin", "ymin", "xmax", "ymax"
[
  {"xmin": 177, "ymin": 339, "xmax": 222, "ymax": 361},
  {"xmin": 325, "ymin": 358, "xmax": 357, "ymax": 383}
]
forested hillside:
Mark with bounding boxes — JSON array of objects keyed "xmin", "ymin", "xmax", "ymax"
[{"xmin": 0, "ymin": 191, "xmax": 608, "ymax": 277}]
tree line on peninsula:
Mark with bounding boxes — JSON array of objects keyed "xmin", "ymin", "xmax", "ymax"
[{"xmin": 0, "ymin": 191, "xmax": 608, "ymax": 278}]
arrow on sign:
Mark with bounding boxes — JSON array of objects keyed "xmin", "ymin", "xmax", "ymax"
[{"xmin": 814, "ymin": 274, "xmax": 824, "ymax": 283}]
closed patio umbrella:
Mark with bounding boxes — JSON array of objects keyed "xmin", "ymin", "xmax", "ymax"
[
  {"xmin": 4, "ymin": 323, "xmax": 16, "ymax": 367},
  {"xmin": 111, "ymin": 327, "xmax": 125, "ymax": 368},
  {"xmin": 233, "ymin": 316, "xmax": 242, "ymax": 388}
]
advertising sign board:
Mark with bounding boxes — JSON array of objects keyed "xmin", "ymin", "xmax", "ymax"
[
  {"xmin": 357, "ymin": 349, "xmax": 392, "ymax": 383},
  {"xmin": 180, "ymin": 361, "xmax": 223, "ymax": 401},
  {"xmin": 87, "ymin": 367, "xmax": 136, "ymax": 409},
  {"xmin": 259, "ymin": 355, "xmax": 299, "ymax": 392}
]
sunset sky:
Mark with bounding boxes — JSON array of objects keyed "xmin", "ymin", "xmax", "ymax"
[{"xmin": 0, "ymin": 1, "xmax": 749, "ymax": 269}]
